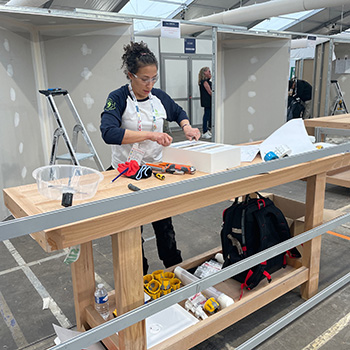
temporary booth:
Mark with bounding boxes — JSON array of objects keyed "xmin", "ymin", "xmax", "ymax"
[
  {"xmin": 0, "ymin": 6, "xmax": 132, "ymax": 219},
  {"xmin": 313, "ymin": 37, "xmax": 350, "ymax": 117},
  {"xmin": 214, "ymin": 29, "xmax": 291, "ymax": 145}
]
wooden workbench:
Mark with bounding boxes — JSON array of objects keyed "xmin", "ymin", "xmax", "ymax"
[
  {"xmin": 304, "ymin": 114, "xmax": 350, "ymax": 188},
  {"xmin": 4, "ymin": 151, "xmax": 350, "ymax": 350}
]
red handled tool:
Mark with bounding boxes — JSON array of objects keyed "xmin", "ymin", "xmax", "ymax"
[{"xmin": 145, "ymin": 162, "xmax": 196, "ymax": 175}]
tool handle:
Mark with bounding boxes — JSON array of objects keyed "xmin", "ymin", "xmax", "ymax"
[{"xmin": 128, "ymin": 183, "xmax": 141, "ymax": 191}]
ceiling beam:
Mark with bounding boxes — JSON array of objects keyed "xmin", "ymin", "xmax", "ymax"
[
  {"xmin": 307, "ymin": 10, "xmax": 350, "ymax": 33},
  {"xmin": 111, "ymin": 0, "xmax": 130, "ymax": 13}
]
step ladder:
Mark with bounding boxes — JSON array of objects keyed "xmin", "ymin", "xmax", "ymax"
[
  {"xmin": 39, "ymin": 88, "xmax": 104, "ymax": 171},
  {"xmin": 331, "ymin": 80, "xmax": 349, "ymax": 115}
]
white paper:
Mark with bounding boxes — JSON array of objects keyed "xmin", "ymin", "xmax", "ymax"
[
  {"xmin": 259, "ymin": 119, "xmax": 315, "ymax": 161},
  {"xmin": 240, "ymin": 145, "xmax": 260, "ymax": 162},
  {"xmin": 161, "ymin": 20, "xmax": 180, "ymax": 39},
  {"xmin": 52, "ymin": 324, "xmax": 105, "ymax": 350}
]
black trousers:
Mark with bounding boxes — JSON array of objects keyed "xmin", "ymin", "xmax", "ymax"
[
  {"xmin": 142, "ymin": 217, "xmax": 182, "ymax": 275},
  {"xmin": 107, "ymin": 165, "xmax": 182, "ymax": 275}
]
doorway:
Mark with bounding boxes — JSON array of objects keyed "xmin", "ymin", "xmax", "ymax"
[{"xmin": 160, "ymin": 54, "xmax": 212, "ymax": 129}]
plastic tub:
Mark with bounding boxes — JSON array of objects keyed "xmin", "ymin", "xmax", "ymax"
[
  {"xmin": 32, "ymin": 165, "xmax": 103, "ymax": 202},
  {"xmin": 146, "ymin": 303, "xmax": 198, "ymax": 348}
]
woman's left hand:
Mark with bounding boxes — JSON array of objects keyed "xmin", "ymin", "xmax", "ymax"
[{"xmin": 183, "ymin": 125, "xmax": 201, "ymax": 141}]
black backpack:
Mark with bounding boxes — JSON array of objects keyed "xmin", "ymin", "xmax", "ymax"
[
  {"xmin": 220, "ymin": 193, "xmax": 301, "ymax": 298},
  {"xmin": 287, "ymin": 97, "xmax": 305, "ymax": 121}
]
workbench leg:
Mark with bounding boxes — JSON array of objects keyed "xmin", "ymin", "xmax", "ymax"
[
  {"xmin": 112, "ymin": 227, "xmax": 146, "ymax": 350},
  {"xmin": 71, "ymin": 241, "xmax": 95, "ymax": 331},
  {"xmin": 301, "ymin": 173, "xmax": 326, "ymax": 300}
]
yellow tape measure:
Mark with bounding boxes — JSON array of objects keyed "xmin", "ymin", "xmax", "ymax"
[{"xmin": 154, "ymin": 173, "xmax": 165, "ymax": 180}]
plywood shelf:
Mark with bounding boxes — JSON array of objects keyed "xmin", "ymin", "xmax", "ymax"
[
  {"xmin": 85, "ymin": 251, "xmax": 308, "ymax": 350},
  {"xmin": 150, "ymin": 265, "xmax": 308, "ymax": 350}
]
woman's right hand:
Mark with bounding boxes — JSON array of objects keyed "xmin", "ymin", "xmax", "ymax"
[{"xmin": 151, "ymin": 132, "xmax": 173, "ymax": 146}]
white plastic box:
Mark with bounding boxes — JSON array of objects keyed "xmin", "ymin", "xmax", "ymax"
[
  {"xmin": 146, "ymin": 303, "xmax": 198, "ymax": 348},
  {"xmin": 162, "ymin": 141, "xmax": 241, "ymax": 173}
]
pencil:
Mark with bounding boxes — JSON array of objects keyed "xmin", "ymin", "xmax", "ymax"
[{"xmin": 111, "ymin": 167, "xmax": 129, "ymax": 183}]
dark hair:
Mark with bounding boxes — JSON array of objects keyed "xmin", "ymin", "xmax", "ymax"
[{"xmin": 121, "ymin": 41, "xmax": 158, "ymax": 78}]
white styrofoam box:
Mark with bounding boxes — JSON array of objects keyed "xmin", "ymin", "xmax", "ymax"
[
  {"xmin": 162, "ymin": 140, "xmax": 241, "ymax": 173},
  {"xmin": 146, "ymin": 303, "xmax": 199, "ymax": 348}
]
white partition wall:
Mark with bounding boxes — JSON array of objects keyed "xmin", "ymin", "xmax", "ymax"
[
  {"xmin": 215, "ymin": 31, "xmax": 291, "ymax": 144},
  {"xmin": 0, "ymin": 7, "xmax": 132, "ymax": 219}
]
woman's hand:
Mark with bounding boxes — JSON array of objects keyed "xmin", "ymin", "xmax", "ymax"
[
  {"xmin": 151, "ymin": 132, "xmax": 173, "ymax": 146},
  {"xmin": 183, "ymin": 125, "xmax": 201, "ymax": 141},
  {"xmin": 122, "ymin": 129, "xmax": 172, "ymax": 146}
]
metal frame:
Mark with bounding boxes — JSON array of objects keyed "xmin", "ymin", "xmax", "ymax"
[
  {"xmin": 324, "ymin": 39, "xmax": 334, "ymax": 115},
  {"xmin": 236, "ymin": 270, "xmax": 350, "ymax": 350},
  {"xmin": 160, "ymin": 52, "xmax": 212, "ymax": 126},
  {"xmin": 211, "ymin": 26, "xmax": 217, "ymax": 142},
  {"xmin": 315, "ymin": 126, "xmax": 350, "ymax": 142}
]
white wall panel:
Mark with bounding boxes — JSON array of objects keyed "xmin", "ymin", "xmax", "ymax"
[
  {"xmin": 215, "ymin": 32, "xmax": 290, "ymax": 145},
  {"xmin": 41, "ymin": 25, "xmax": 131, "ymax": 170},
  {"xmin": 0, "ymin": 26, "xmax": 46, "ymax": 219},
  {"xmin": 0, "ymin": 9, "xmax": 132, "ymax": 220},
  {"xmin": 164, "ymin": 59, "xmax": 188, "ymax": 98}
]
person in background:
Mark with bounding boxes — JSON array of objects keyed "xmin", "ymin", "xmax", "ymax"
[
  {"xmin": 100, "ymin": 41, "xmax": 200, "ymax": 274},
  {"xmin": 198, "ymin": 67, "xmax": 212, "ymax": 139},
  {"xmin": 287, "ymin": 78, "xmax": 313, "ymax": 120}
]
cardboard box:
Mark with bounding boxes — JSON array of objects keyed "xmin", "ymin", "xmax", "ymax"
[
  {"xmin": 262, "ymin": 193, "xmax": 343, "ymax": 236},
  {"xmin": 162, "ymin": 140, "xmax": 241, "ymax": 173}
]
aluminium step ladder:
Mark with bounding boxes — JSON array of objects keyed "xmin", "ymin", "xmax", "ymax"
[
  {"xmin": 330, "ymin": 80, "xmax": 349, "ymax": 115},
  {"xmin": 39, "ymin": 88, "xmax": 104, "ymax": 171}
]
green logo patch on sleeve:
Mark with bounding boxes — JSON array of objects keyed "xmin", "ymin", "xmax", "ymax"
[{"xmin": 104, "ymin": 98, "xmax": 116, "ymax": 111}]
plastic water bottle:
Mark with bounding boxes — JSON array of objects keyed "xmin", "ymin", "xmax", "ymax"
[{"xmin": 94, "ymin": 283, "xmax": 109, "ymax": 320}]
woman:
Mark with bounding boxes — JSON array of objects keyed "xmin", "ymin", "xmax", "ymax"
[
  {"xmin": 198, "ymin": 67, "xmax": 212, "ymax": 139},
  {"xmin": 100, "ymin": 41, "xmax": 200, "ymax": 274}
]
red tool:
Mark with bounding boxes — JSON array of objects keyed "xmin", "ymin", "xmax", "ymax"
[{"xmin": 145, "ymin": 162, "xmax": 196, "ymax": 175}]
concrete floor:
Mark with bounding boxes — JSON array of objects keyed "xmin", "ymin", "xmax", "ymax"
[{"xmin": 1, "ymin": 129, "xmax": 350, "ymax": 350}]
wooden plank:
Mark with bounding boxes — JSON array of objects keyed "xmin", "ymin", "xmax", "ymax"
[
  {"xmin": 9, "ymin": 152, "xmax": 349, "ymax": 251},
  {"xmin": 2, "ymin": 187, "xmax": 53, "ymax": 251},
  {"xmin": 301, "ymin": 173, "xmax": 326, "ymax": 300},
  {"xmin": 325, "ymin": 168, "xmax": 350, "ymax": 187},
  {"xmin": 304, "ymin": 114, "xmax": 350, "ymax": 130},
  {"xmin": 111, "ymin": 227, "xmax": 146, "ymax": 350},
  {"xmin": 150, "ymin": 266, "xmax": 309, "ymax": 350},
  {"xmin": 85, "ymin": 305, "xmax": 119, "ymax": 350},
  {"xmin": 71, "ymin": 241, "xmax": 95, "ymax": 331}
]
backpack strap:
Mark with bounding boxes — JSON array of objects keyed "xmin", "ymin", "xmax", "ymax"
[
  {"xmin": 283, "ymin": 248, "xmax": 302, "ymax": 266},
  {"xmin": 241, "ymin": 207, "xmax": 247, "ymax": 257},
  {"xmin": 239, "ymin": 262, "xmax": 272, "ymax": 300}
]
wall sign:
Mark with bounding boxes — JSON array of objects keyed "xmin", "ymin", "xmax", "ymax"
[
  {"xmin": 184, "ymin": 38, "xmax": 196, "ymax": 54},
  {"xmin": 161, "ymin": 20, "xmax": 180, "ymax": 39}
]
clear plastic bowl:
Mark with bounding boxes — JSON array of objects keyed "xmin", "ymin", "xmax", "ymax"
[{"xmin": 32, "ymin": 165, "xmax": 104, "ymax": 201}]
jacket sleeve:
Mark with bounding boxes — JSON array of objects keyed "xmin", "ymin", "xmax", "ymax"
[
  {"xmin": 100, "ymin": 86, "xmax": 128, "ymax": 145},
  {"xmin": 152, "ymin": 88, "xmax": 189, "ymax": 124}
]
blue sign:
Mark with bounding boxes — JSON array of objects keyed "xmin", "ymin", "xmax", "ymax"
[
  {"xmin": 162, "ymin": 21, "xmax": 180, "ymax": 29},
  {"xmin": 184, "ymin": 38, "xmax": 196, "ymax": 54}
]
